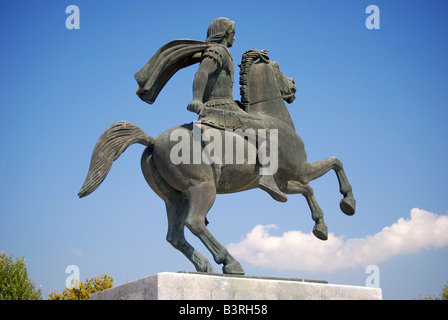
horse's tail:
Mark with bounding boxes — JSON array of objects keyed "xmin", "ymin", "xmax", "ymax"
[{"xmin": 78, "ymin": 121, "xmax": 155, "ymax": 198}]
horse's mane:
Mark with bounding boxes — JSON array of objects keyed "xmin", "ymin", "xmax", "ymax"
[{"xmin": 239, "ymin": 49, "xmax": 270, "ymax": 110}]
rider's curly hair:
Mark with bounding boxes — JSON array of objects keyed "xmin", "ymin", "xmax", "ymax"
[{"xmin": 205, "ymin": 17, "xmax": 235, "ymax": 43}]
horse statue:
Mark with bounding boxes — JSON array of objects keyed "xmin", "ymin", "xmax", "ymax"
[{"xmin": 78, "ymin": 49, "xmax": 356, "ymax": 275}]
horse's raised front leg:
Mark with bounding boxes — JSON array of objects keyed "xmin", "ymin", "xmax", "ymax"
[
  {"xmin": 301, "ymin": 157, "xmax": 356, "ymax": 216},
  {"xmin": 286, "ymin": 181, "xmax": 328, "ymax": 240},
  {"xmin": 185, "ymin": 182, "xmax": 245, "ymax": 275}
]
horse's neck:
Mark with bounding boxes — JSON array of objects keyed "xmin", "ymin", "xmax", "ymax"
[
  {"xmin": 249, "ymin": 100, "xmax": 295, "ymax": 129},
  {"xmin": 247, "ymin": 64, "xmax": 295, "ymax": 128}
]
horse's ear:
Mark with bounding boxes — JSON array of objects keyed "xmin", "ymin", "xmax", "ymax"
[{"xmin": 258, "ymin": 49, "xmax": 270, "ymax": 63}]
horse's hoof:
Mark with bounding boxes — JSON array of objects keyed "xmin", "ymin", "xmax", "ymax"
[
  {"xmin": 340, "ymin": 197, "xmax": 356, "ymax": 216},
  {"xmin": 198, "ymin": 261, "xmax": 218, "ymax": 274},
  {"xmin": 223, "ymin": 261, "xmax": 245, "ymax": 275},
  {"xmin": 206, "ymin": 264, "xmax": 219, "ymax": 274},
  {"xmin": 313, "ymin": 223, "xmax": 328, "ymax": 241}
]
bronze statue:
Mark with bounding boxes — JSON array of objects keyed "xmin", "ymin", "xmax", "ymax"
[{"xmin": 78, "ymin": 18, "xmax": 356, "ymax": 275}]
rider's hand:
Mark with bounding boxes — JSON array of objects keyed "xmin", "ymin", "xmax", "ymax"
[{"xmin": 187, "ymin": 100, "xmax": 206, "ymax": 116}]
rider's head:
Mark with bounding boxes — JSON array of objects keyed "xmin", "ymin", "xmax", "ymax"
[{"xmin": 206, "ymin": 17, "xmax": 235, "ymax": 47}]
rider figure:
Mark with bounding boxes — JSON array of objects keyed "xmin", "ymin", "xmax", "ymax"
[{"xmin": 187, "ymin": 17, "xmax": 287, "ymax": 202}]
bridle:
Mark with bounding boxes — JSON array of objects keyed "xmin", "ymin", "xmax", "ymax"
[{"xmin": 249, "ymin": 93, "xmax": 295, "ymax": 106}]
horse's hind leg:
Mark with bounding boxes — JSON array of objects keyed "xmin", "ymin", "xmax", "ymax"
[
  {"xmin": 141, "ymin": 147, "xmax": 216, "ymax": 273},
  {"xmin": 286, "ymin": 181, "xmax": 328, "ymax": 240},
  {"xmin": 301, "ymin": 157, "xmax": 356, "ymax": 216},
  {"xmin": 166, "ymin": 200, "xmax": 218, "ymax": 273},
  {"xmin": 185, "ymin": 182, "xmax": 245, "ymax": 275}
]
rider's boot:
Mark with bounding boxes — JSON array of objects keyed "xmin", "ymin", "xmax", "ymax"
[{"xmin": 258, "ymin": 175, "xmax": 287, "ymax": 202}]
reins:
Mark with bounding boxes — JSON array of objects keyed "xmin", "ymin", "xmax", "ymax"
[{"xmin": 249, "ymin": 93, "xmax": 295, "ymax": 106}]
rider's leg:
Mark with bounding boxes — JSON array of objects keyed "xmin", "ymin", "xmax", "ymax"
[
  {"xmin": 256, "ymin": 128, "xmax": 287, "ymax": 202},
  {"xmin": 257, "ymin": 141, "xmax": 287, "ymax": 203}
]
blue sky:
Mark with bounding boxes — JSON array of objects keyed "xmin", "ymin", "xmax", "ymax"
[{"xmin": 1, "ymin": 0, "xmax": 447, "ymax": 300}]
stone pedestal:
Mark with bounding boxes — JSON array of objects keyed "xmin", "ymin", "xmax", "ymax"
[{"xmin": 90, "ymin": 272, "xmax": 382, "ymax": 300}]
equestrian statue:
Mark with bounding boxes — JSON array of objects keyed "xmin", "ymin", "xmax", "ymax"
[{"xmin": 78, "ymin": 18, "xmax": 356, "ymax": 275}]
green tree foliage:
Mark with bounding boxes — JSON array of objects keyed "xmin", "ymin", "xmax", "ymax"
[
  {"xmin": 420, "ymin": 281, "xmax": 448, "ymax": 300},
  {"xmin": 48, "ymin": 273, "xmax": 113, "ymax": 300},
  {"xmin": 0, "ymin": 251, "xmax": 42, "ymax": 300}
]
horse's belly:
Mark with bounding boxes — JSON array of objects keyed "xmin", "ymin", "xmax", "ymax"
[{"xmin": 215, "ymin": 163, "xmax": 259, "ymax": 193}]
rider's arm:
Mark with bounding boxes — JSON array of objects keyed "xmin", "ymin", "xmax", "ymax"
[
  {"xmin": 192, "ymin": 58, "xmax": 219, "ymax": 102},
  {"xmin": 187, "ymin": 58, "xmax": 219, "ymax": 115},
  {"xmin": 187, "ymin": 47, "xmax": 224, "ymax": 115}
]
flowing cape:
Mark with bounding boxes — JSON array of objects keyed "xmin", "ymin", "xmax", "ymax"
[{"xmin": 134, "ymin": 39, "xmax": 211, "ymax": 104}]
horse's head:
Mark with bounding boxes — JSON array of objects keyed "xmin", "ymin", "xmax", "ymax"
[
  {"xmin": 270, "ymin": 60, "xmax": 296, "ymax": 104},
  {"xmin": 240, "ymin": 49, "xmax": 296, "ymax": 110}
]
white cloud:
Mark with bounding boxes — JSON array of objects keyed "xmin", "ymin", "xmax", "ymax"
[
  {"xmin": 226, "ymin": 208, "xmax": 448, "ymax": 273},
  {"xmin": 71, "ymin": 248, "xmax": 83, "ymax": 257}
]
